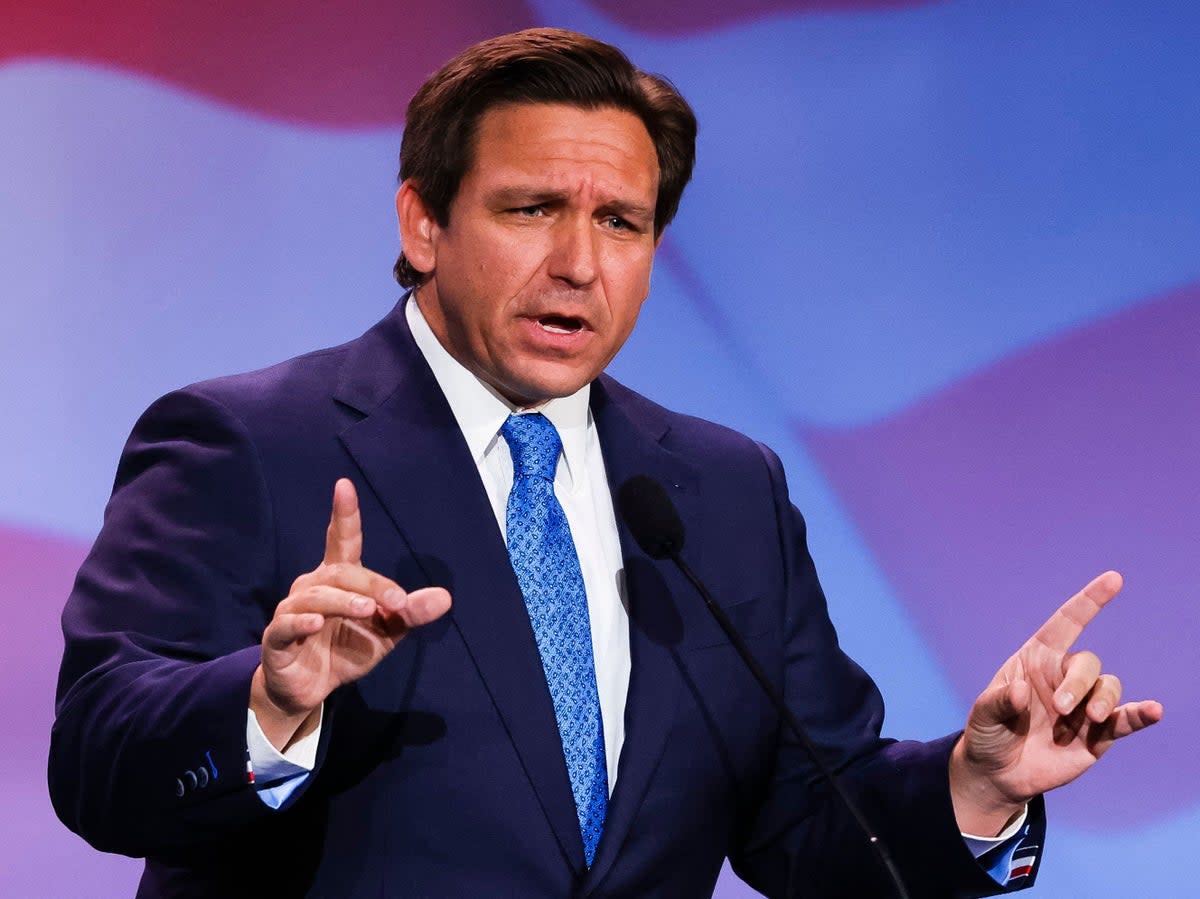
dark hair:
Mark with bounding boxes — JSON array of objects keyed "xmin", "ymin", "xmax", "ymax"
[{"xmin": 394, "ymin": 28, "xmax": 697, "ymax": 287}]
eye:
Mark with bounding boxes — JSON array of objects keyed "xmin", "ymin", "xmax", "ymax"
[
  {"xmin": 603, "ymin": 215, "xmax": 636, "ymax": 232},
  {"xmin": 513, "ymin": 205, "xmax": 545, "ymax": 217}
]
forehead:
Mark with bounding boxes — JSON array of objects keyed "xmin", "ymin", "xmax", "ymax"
[{"xmin": 464, "ymin": 102, "xmax": 659, "ymax": 199}]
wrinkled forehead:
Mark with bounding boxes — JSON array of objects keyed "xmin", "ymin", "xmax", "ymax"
[{"xmin": 465, "ymin": 102, "xmax": 659, "ymax": 191}]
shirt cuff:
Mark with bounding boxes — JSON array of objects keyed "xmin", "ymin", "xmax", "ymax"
[
  {"xmin": 961, "ymin": 805, "xmax": 1029, "ymax": 857},
  {"xmin": 245, "ymin": 705, "xmax": 323, "ymax": 809},
  {"xmin": 963, "ymin": 805, "xmax": 1043, "ymax": 888}
]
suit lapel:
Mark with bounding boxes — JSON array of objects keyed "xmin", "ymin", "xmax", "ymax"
[
  {"xmin": 333, "ymin": 304, "xmax": 585, "ymax": 870},
  {"xmin": 583, "ymin": 377, "xmax": 700, "ymax": 888},
  {"xmin": 330, "ymin": 310, "xmax": 704, "ymax": 881}
]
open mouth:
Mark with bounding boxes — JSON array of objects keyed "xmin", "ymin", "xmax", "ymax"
[{"xmin": 537, "ymin": 314, "xmax": 584, "ymax": 335}]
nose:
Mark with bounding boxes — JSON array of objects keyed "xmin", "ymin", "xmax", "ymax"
[{"xmin": 548, "ymin": 215, "xmax": 599, "ymax": 288}]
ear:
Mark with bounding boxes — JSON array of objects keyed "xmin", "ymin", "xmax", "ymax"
[{"xmin": 396, "ymin": 180, "xmax": 439, "ymax": 276}]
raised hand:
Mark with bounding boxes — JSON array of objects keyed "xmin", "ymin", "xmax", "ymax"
[
  {"xmin": 250, "ymin": 478, "xmax": 452, "ymax": 750},
  {"xmin": 949, "ymin": 571, "xmax": 1163, "ymax": 835}
]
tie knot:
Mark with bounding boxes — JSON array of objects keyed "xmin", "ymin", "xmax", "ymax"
[{"xmin": 501, "ymin": 413, "xmax": 562, "ymax": 481}]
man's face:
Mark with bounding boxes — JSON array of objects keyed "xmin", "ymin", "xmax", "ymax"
[{"xmin": 403, "ymin": 102, "xmax": 660, "ymax": 407}]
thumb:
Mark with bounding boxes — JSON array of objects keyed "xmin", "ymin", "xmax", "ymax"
[
  {"xmin": 970, "ymin": 679, "xmax": 1030, "ymax": 730},
  {"xmin": 399, "ymin": 586, "xmax": 453, "ymax": 628},
  {"xmin": 962, "ymin": 680, "xmax": 1031, "ymax": 774}
]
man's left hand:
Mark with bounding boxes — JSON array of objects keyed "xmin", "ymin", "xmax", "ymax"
[{"xmin": 949, "ymin": 570, "xmax": 1163, "ymax": 835}]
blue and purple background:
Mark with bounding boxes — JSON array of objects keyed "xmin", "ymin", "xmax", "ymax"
[{"xmin": 2, "ymin": 1, "xmax": 1196, "ymax": 894}]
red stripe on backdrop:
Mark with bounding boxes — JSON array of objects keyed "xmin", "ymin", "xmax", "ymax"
[
  {"xmin": 2, "ymin": 0, "xmax": 537, "ymax": 126},
  {"xmin": 586, "ymin": 0, "xmax": 936, "ymax": 35}
]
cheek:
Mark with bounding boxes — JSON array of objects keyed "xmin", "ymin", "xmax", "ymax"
[
  {"xmin": 601, "ymin": 295, "xmax": 646, "ymax": 359},
  {"xmin": 473, "ymin": 239, "xmax": 545, "ymax": 296},
  {"xmin": 607, "ymin": 257, "xmax": 653, "ymax": 321},
  {"xmin": 619, "ymin": 298, "xmax": 646, "ymax": 339}
]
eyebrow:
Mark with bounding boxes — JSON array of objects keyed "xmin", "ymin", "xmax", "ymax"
[
  {"xmin": 600, "ymin": 199, "xmax": 655, "ymax": 224},
  {"xmin": 486, "ymin": 187, "xmax": 565, "ymax": 208},
  {"xmin": 486, "ymin": 187, "xmax": 654, "ymax": 223}
]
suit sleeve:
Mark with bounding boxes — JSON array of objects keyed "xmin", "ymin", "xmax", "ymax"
[
  {"xmin": 727, "ymin": 442, "xmax": 1043, "ymax": 898},
  {"xmin": 48, "ymin": 388, "xmax": 308, "ymax": 856}
]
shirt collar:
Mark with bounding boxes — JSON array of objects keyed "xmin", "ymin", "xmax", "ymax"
[{"xmin": 406, "ymin": 295, "xmax": 591, "ymax": 484}]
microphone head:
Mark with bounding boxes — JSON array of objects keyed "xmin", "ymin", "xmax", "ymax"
[{"xmin": 617, "ymin": 476, "xmax": 685, "ymax": 560}]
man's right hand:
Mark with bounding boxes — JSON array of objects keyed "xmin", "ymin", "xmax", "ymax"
[{"xmin": 250, "ymin": 478, "xmax": 452, "ymax": 751}]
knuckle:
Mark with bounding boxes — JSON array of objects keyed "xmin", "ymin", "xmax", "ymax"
[
  {"xmin": 281, "ymin": 585, "xmax": 324, "ymax": 611},
  {"xmin": 1062, "ymin": 649, "xmax": 1100, "ymax": 672}
]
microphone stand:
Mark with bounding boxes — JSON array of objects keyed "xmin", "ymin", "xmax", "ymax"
[{"xmin": 666, "ymin": 547, "xmax": 912, "ymax": 899}]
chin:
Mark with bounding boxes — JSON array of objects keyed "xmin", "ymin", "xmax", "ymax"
[
  {"xmin": 503, "ymin": 370, "xmax": 592, "ymax": 407},
  {"xmin": 506, "ymin": 362, "xmax": 595, "ymax": 400}
]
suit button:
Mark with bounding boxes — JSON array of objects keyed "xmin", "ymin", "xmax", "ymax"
[
  {"xmin": 175, "ymin": 778, "xmax": 185, "ymax": 797},
  {"xmin": 196, "ymin": 766, "xmax": 209, "ymax": 788},
  {"xmin": 184, "ymin": 770, "xmax": 197, "ymax": 790}
]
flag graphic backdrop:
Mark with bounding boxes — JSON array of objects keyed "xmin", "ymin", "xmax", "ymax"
[{"xmin": 2, "ymin": 0, "xmax": 1195, "ymax": 895}]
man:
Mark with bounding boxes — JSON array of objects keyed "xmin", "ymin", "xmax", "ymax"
[{"xmin": 50, "ymin": 28, "xmax": 1160, "ymax": 897}]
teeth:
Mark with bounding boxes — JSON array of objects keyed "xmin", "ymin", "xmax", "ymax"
[{"xmin": 539, "ymin": 319, "xmax": 578, "ymax": 334}]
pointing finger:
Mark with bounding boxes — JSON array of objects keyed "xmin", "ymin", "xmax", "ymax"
[
  {"xmin": 1032, "ymin": 570, "xmax": 1122, "ymax": 654},
  {"xmin": 324, "ymin": 478, "xmax": 363, "ymax": 565}
]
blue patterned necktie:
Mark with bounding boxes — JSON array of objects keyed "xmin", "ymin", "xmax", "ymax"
[{"xmin": 500, "ymin": 412, "xmax": 608, "ymax": 866}]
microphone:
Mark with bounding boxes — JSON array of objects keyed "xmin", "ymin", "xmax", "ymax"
[
  {"xmin": 616, "ymin": 475, "xmax": 685, "ymax": 560},
  {"xmin": 616, "ymin": 476, "xmax": 911, "ymax": 899}
]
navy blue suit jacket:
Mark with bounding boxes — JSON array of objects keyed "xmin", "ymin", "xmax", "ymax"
[{"xmin": 51, "ymin": 301, "xmax": 1039, "ymax": 897}]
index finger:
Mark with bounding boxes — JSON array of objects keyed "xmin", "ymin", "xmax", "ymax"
[
  {"xmin": 1032, "ymin": 570, "xmax": 1123, "ymax": 652},
  {"xmin": 324, "ymin": 478, "xmax": 363, "ymax": 565}
]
